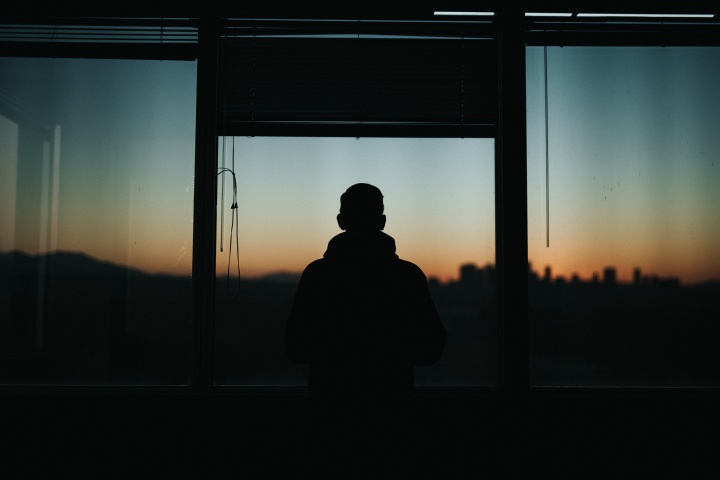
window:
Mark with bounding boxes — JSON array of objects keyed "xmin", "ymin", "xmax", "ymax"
[
  {"xmin": 527, "ymin": 46, "xmax": 720, "ymax": 386},
  {"xmin": 212, "ymin": 19, "xmax": 501, "ymax": 389},
  {"xmin": 213, "ymin": 136, "xmax": 498, "ymax": 387},
  {"xmin": 3, "ymin": 10, "xmax": 718, "ymax": 393},
  {"xmin": 0, "ymin": 56, "xmax": 197, "ymax": 385}
]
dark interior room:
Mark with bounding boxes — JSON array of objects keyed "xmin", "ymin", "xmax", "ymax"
[{"xmin": 2, "ymin": 1, "xmax": 720, "ymax": 477}]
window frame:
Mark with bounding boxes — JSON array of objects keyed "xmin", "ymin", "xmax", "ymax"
[
  {"xmin": 523, "ymin": 10, "xmax": 720, "ymax": 393},
  {"xmin": 1, "ymin": 7, "xmax": 719, "ymax": 396}
]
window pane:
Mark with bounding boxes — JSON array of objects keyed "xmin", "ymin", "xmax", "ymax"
[
  {"xmin": 0, "ymin": 57, "xmax": 197, "ymax": 385},
  {"xmin": 214, "ymin": 137, "xmax": 497, "ymax": 387},
  {"xmin": 527, "ymin": 47, "xmax": 720, "ymax": 386}
]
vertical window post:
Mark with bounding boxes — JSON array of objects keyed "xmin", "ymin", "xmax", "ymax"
[
  {"xmin": 192, "ymin": 17, "xmax": 220, "ymax": 392},
  {"xmin": 496, "ymin": 8, "xmax": 529, "ymax": 392}
]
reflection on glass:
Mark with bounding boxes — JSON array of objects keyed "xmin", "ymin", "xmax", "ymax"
[
  {"xmin": 527, "ymin": 47, "xmax": 720, "ymax": 386},
  {"xmin": 213, "ymin": 137, "xmax": 497, "ymax": 386},
  {"xmin": 0, "ymin": 57, "xmax": 197, "ymax": 385}
]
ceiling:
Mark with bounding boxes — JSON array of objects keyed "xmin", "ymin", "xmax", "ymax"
[{"xmin": 7, "ymin": 1, "xmax": 719, "ymax": 20}]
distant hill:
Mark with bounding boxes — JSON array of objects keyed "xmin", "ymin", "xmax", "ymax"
[
  {"xmin": 688, "ymin": 280, "xmax": 720, "ymax": 291},
  {"xmin": 253, "ymin": 271, "xmax": 302, "ymax": 284},
  {"xmin": 0, "ymin": 250, "xmax": 134, "ymax": 279},
  {"xmin": 0, "ymin": 250, "xmax": 302, "ymax": 284}
]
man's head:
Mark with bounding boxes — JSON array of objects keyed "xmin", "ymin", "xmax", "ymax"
[{"xmin": 337, "ymin": 183, "xmax": 386, "ymax": 232}]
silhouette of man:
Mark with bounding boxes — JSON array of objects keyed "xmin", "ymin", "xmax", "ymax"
[{"xmin": 285, "ymin": 183, "xmax": 446, "ymax": 400}]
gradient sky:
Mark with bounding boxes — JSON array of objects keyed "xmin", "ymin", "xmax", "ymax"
[
  {"xmin": 2, "ymin": 47, "xmax": 719, "ymax": 285},
  {"xmin": 216, "ymin": 136, "xmax": 495, "ymax": 282},
  {"xmin": 527, "ymin": 47, "xmax": 720, "ymax": 285},
  {"xmin": 0, "ymin": 57, "xmax": 197, "ymax": 277}
]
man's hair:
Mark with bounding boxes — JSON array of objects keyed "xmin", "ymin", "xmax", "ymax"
[{"xmin": 339, "ymin": 183, "xmax": 384, "ymax": 229}]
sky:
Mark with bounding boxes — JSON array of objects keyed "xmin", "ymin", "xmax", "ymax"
[
  {"xmin": 1, "ymin": 47, "xmax": 720, "ymax": 285},
  {"xmin": 527, "ymin": 47, "xmax": 720, "ymax": 285},
  {"xmin": 0, "ymin": 57, "xmax": 197, "ymax": 277},
  {"xmin": 216, "ymin": 136, "xmax": 495, "ymax": 282}
]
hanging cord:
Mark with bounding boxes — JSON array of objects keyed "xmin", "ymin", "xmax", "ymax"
[
  {"xmin": 232, "ymin": 138, "xmax": 239, "ymax": 293},
  {"xmin": 218, "ymin": 161, "xmax": 241, "ymax": 300},
  {"xmin": 461, "ymin": 32, "xmax": 465, "ymax": 128},
  {"xmin": 544, "ymin": 45, "xmax": 550, "ymax": 248},
  {"xmin": 220, "ymin": 137, "xmax": 226, "ymax": 252}
]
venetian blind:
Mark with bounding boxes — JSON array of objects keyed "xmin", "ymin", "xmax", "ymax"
[{"xmin": 217, "ymin": 19, "xmax": 498, "ymax": 137}]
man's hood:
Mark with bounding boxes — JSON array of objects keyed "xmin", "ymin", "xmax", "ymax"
[{"xmin": 323, "ymin": 231, "xmax": 399, "ymax": 262}]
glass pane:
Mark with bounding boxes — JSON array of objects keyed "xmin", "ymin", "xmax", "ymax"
[
  {"xmin": 0, "ymin": 57, "xmax": 197, "ymax": 385},
  {"xmin": 214, "ymin": 137, "xmax": 497, "ymax": 387},
  {"xmin": 527, "ymin": 47, "xmax": 720, "ymax": 386}
]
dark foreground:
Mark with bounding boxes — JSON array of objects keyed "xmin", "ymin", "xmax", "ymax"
[{"xmin": 3, "ymin": 390, "xmax": 719, "ymax": 479}]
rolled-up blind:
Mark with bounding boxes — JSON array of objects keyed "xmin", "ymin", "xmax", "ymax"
[
  {"xmin": 525, "ymin": 14, "xmax": 720, "ymax": 46},
  {"xmin": 217, "ymin": 20, "xmax": 498, "ymax": 137},
  {"xmin": 0, "ymin": 17, "xmax": 198, "ymax": 59}
]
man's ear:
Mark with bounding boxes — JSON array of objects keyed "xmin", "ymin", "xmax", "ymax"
[
  {"xmin": 337, "ymin": 213, "xmax": 347, "ymax": 231},
  {"xmin": 379, "ymin": 214, "xmax": 386, "ymax": 230}
]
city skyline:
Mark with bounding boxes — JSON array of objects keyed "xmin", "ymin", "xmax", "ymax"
[{"xmin": 0, "ymin": 249, "xmax": 696, "ymax": 290}]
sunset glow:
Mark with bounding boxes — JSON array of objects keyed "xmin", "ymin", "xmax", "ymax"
[
  {"xmin": 215, "ymin": 137, "xmax": 495, "ymax": 283},
  {"xmin": 527, "ymin": 47, "xmax": 720, "ymax": 286},
  {"xmin": 2, "ymin": 48, "xmax": 720, "ymax": 286}
]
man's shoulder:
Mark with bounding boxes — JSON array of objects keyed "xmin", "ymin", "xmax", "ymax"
[
  {"xmin": 395, "ymin": 258, "xmax": 428, "ymax": 279},
  {"xmin": 301, "ymin": 256, "xmax": 427, "ymax": 281},
  {"xmin": 301, "ymin": 258, "xmax": 328, "ymax": 274}
]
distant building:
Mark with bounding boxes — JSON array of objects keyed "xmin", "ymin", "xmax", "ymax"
[
  {"xmin": 460, "ymin": 263, "xmax": 481, "ymax": 286},
  {"xmin": 633, "ymin": 268, "xmax": 641, "ymax": 287},
  {"xmin": 651, "ymin": 275, "xmax": 680, "ymax": 288},
  {"xmin": 603, "ymin": 267, "xmax": 616, "ymax": 285},
  {"xmin": 459, "ymin": 263, "xmax": 497, "ymax": 290},
  {"xmin": 528, "ymin": 262, "xmax": 539, "ymax": 283}
]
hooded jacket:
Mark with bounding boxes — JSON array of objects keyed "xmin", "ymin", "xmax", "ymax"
[{"xmin": 285, "ymin": 230, "xmax": 446, "ymax": 396}]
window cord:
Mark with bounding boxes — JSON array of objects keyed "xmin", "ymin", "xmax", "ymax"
[
  {"xmin": 545, "ymin": 45, "xmax": 550, "ymax": 248},
  {"xmin": 220, "ymin": 137, "xmax": 226, "ymax": 253},
  {"xmin": 218, "ymin": 166, "xmax": 241, "ymax": 300}
]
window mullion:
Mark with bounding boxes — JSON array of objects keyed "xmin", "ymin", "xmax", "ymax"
[{"xmin": 497, "ymin": 8, "xmax": 529, "ymax": 392}]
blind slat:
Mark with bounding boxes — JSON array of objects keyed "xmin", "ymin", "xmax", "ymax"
[{"xmin": 218, "ymin": 32, "xmax": 498, "ymax": 135}]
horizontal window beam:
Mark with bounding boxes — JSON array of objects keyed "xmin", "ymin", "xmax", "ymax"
[
  {"xmin": 217, "ymin": 122, "xmax": 497, "ymax": 138},
  {"xmin": 525, "ymin": 31, "xmax": 720, "ymax": 46},
  {"xmin": 0, "ymin": 41, "xmax": 198, "ymax": 60}
]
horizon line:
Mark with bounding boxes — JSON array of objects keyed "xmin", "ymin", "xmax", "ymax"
[{"xmin": 3, "ymin": 249, "xmax": 719, "ymax": 287}]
